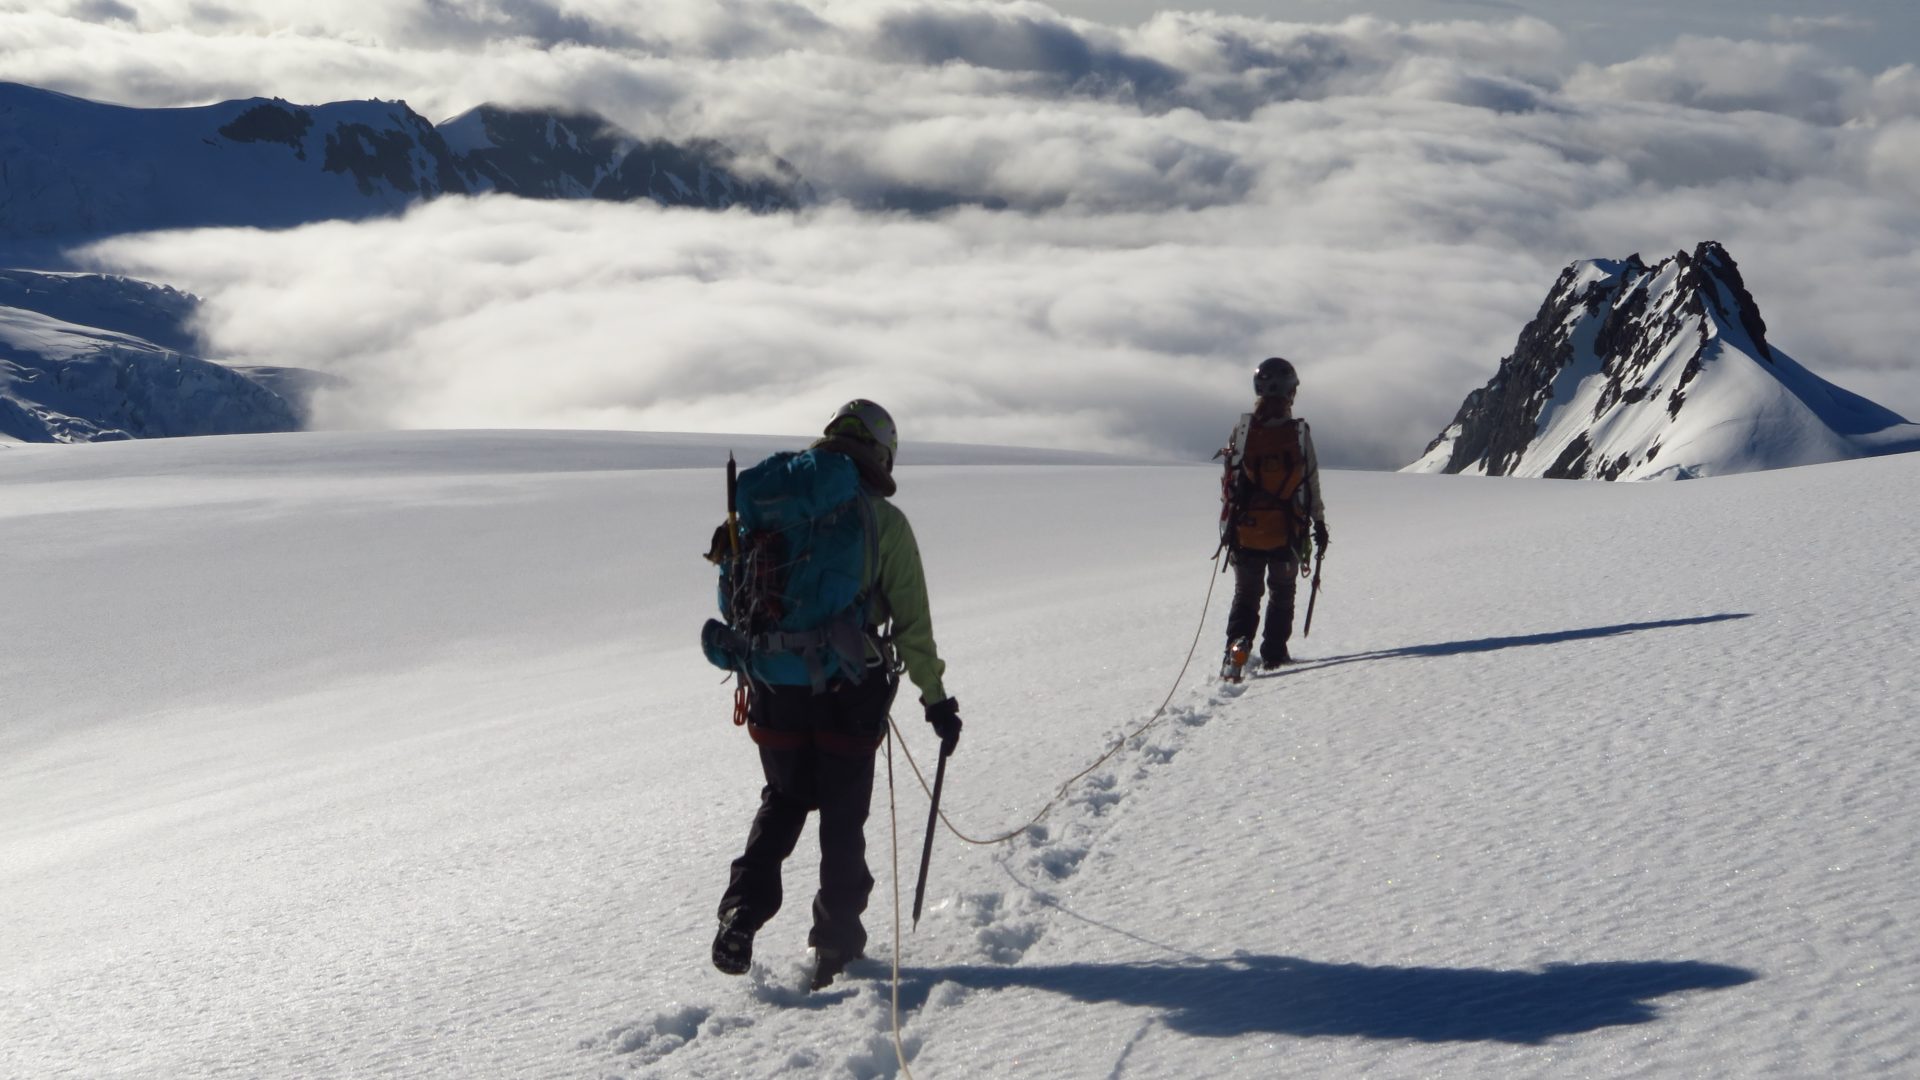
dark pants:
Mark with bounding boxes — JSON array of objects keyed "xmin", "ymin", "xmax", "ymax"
[
  {"xmin": 717, "ymin": 669, "xmax": 897, "ymax": 958},
  {"xmin": 1226, "ymin": 547, "xmax": 1299, "ymax": 663}
]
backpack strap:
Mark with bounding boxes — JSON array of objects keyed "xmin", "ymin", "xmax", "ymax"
[
  {"xmin": 854, "ymin": 492, "xmax": 880, "ymax": 627},
  {"xmin": 838, "ymin": 492, "xmax": 887, "ymax": 683},
  {"xmin": 1290, "ymin": 419, "xmax": 1312, "ymax": 505},
  {"xmin": 752, "ymin": 627, "xmax": 836, "ymax": 693}
]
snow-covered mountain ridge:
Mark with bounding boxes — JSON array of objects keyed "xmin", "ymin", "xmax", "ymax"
[
  {"xmin": 0, "ymin": 269, "xmax": 320, "ymax": 442},
  {"xmin": 440, "ymin": 104, "xmax": 801, "ymax": 211},
  {"xmin": 0, "ymin": 82, "xmax": 800, "ymax": 246},
  {"xmin": 1407, "ymin": 242, "xmax": 1920, "ymax": 480}
]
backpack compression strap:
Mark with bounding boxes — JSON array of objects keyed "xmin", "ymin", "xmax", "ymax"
[{"xmin": 745, "ymin": 494, "xmax": 885, "ymax": 694}]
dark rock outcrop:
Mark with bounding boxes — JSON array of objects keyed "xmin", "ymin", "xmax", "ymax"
[{"xmin": 440, "ymin": 105, "xmax": 801, "ymax": 211}]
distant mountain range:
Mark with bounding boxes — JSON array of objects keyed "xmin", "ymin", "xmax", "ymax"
[
  {"xmin": 0, "ymin": 83, "xmax": 809, "ymax": 443},
  {"xmin": 0, "ymin": 270, "xmax": 324, "ymax": 442},
  {"xmin": 8, "ymin": 100, "xmax": 1917, "ymax": 472},
  {"xmin": 440, "ymin": 104, "xmax": 800, "ymax": 210},
  {"xmin": 1406, "ymin": 242, "xmax": 1920, "ymax": 480},
  {"xmin": 0, "ymin": 81, "xmax": 802, "ymax": 247}
]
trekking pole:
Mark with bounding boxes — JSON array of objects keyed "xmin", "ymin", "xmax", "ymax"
[
  {"xmin": 1302, "ymin": 544, "xmax": 1326, "ymax": 637},
  {"xmin": 910, "ymin": 737, "xmax": 954, "ymax": 929}
]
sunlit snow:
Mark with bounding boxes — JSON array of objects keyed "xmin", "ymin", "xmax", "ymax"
[{"xmin": 3, "ymin": 431, "xmax": 1917, "ymax": 1078}]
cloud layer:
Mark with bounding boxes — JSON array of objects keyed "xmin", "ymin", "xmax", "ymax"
[{"xmin": 6, "ymin": 0, "xmax": 1919, "ymax": 466}]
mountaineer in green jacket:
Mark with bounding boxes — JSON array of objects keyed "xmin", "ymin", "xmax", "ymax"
[{"xmin": 710, "ymin": 399, "xmax": 960, "ymax": 990}]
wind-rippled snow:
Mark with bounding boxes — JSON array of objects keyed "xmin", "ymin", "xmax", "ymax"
[{"xmin": 2, "ymin": 431, "xmax": 1916, "ymax": 1078}]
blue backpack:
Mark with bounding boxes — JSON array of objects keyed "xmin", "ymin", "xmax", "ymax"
[{"xmin": 701, "ymin": 448, "xmax": 879, "ymax": 691}]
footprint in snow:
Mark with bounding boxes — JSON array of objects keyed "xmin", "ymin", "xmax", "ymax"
[
  {"xmin": 1135, "ymin": 740, "xmax": 1179, "ymax": 766},
  {"xmin": 746, "ymin": 956, "xmax": 862, "ymax": 1007},
  {"xmin": 590, "ymin": 1003, "xmax": 727, "ymax": 1065},
  {"xmin": 1071, "ymin": 784, "xmax": 1125, "ymax": 816},
  {"xmin": 1033, "ymin": 842, "xmax": 1090, "ymax": 879},
  {"xmin": 1171, "ymin": 702, "xmax": 1212, "ymax": 727},
  {"xmin": 842, "ymin": 1028, "xmax": 923, "ymax": 1078},
  {"xmin": 976, "ymin": 917, "xmax": 1044, "ymax": 963},
  {"xmin": 954, "ymin": 890, "xmax": 1006, "ymax": 927},
  {"xmin": 951, "ymin": 890, "xmax": 1045, "ymax": 963}
]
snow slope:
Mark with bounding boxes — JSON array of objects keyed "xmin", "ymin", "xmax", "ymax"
[
  {"xmin": 0, "ymin": 82, "xmax": 467, "ymax": 243},
  {"xmin": 3, "ymin": 431, "xmax": 1917, "ymax": 1078},
  {"xmin": 0, "ymin": 304, "xmax": 303, "ymax": 442},
  {"xmin": 0, "ymin": 271, "xmax": 310, "ymax": 442},
  {"xmin": 0, "ymin": 268, "xmax": 201, "ymax": 352}
]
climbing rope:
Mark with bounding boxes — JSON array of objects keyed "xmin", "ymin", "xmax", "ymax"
[
  {"xmin": 883, "ymin": 731, "xmax": 919, "ymax": 1080},
  {"xmin": 890, "ymin": 550, "xmax": 1224, "ymax": 846},
  {"xmin": 879, "ymin": 551, "xmax": 1224, "ymax": 1072}
]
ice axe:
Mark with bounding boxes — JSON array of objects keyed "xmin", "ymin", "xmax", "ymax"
[
  {"xmin": 1302, "ymin": 542, "xmax": 1326, "ymax": 637},
  {"xmin": 910, "ymin": 736, "xmax": 954, "ymax": 929}
]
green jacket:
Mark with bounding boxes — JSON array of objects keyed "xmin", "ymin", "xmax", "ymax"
[
  {"xmin": 869, "ymin": 497, "xmax": 947, "ymax": 705},
  {"xmin": 812, "ymin": 435, "xmax": 949, "ymax": 705}
]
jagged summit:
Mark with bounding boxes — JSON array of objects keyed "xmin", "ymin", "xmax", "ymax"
[{"xmin": 1407, "ymin": 242, "xmax": 1920, "ymax": 480}]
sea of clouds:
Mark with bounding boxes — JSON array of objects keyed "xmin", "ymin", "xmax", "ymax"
[{"xmin": 4, "ymin": 0, "xmax": 1918, "ymax": 466}]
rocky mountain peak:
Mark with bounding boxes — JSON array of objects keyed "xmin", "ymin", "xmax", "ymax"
[{"xmin": 1406, "ymin": 243, "xmax": 1919, "ymax": 481}]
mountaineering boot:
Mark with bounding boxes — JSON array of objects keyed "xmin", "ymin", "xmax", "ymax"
[
  {"xmin": 809, "ymin": 945, "xmax": 861, "ymax": 991},
  {"xmin": 712, "ymin": 911, "xmax": 755, "ymax": 976},
  {"xmin": 1260, "ymin": 642, "xmax": 1292, "ymax": 670},
  {"xmin": 1221, "ymin": 638, "xmax": 1251, "ymax": 683}
]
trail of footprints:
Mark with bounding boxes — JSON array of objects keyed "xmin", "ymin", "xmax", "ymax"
[
  {"xmin": 587, "ymin": 684, "xmax": 1234, "ymax": 1077},
  {"xmin": 964, "ymin": 695, "xmax": 1219, "ymax": 968}
]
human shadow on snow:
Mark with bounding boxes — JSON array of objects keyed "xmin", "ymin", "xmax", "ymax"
[
  {"xmin": 1265, "ymin": 613, "xmax": 1753, "ymax": 677},
  {"xmin": 896, "ymin": 954, "xmax": 1756, "ymax": 1044}
]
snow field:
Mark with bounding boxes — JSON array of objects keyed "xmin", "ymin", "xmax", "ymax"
[{"xmin": 3, "ymin": 432, "xmax": 1918, "ymax": 1078}]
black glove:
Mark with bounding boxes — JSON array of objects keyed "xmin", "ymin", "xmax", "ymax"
[
  {"xmin": 924, "ymin": 696, "xmax": 962, "ymax": 752},
  {"xmin": 1313, "ymin": 519, "xmax": 1330, "ymax": 553}
]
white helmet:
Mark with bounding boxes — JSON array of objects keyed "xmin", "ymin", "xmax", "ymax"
[
  {"xmin": 825, "ymin": 399, "xmax": 898, "ymax": 469},
  {"xmin": 1254, "ymin": 356, "xmax": 1299, "ymax": 399}
]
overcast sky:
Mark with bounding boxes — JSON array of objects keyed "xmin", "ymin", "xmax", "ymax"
[
  {"xmin": 4, "ymin": 0, "xmax": 1918, "ymax": 466},
  {"xmin": 1053, "ymin": 1, "xmax": 1920, "ymax": 71}
]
